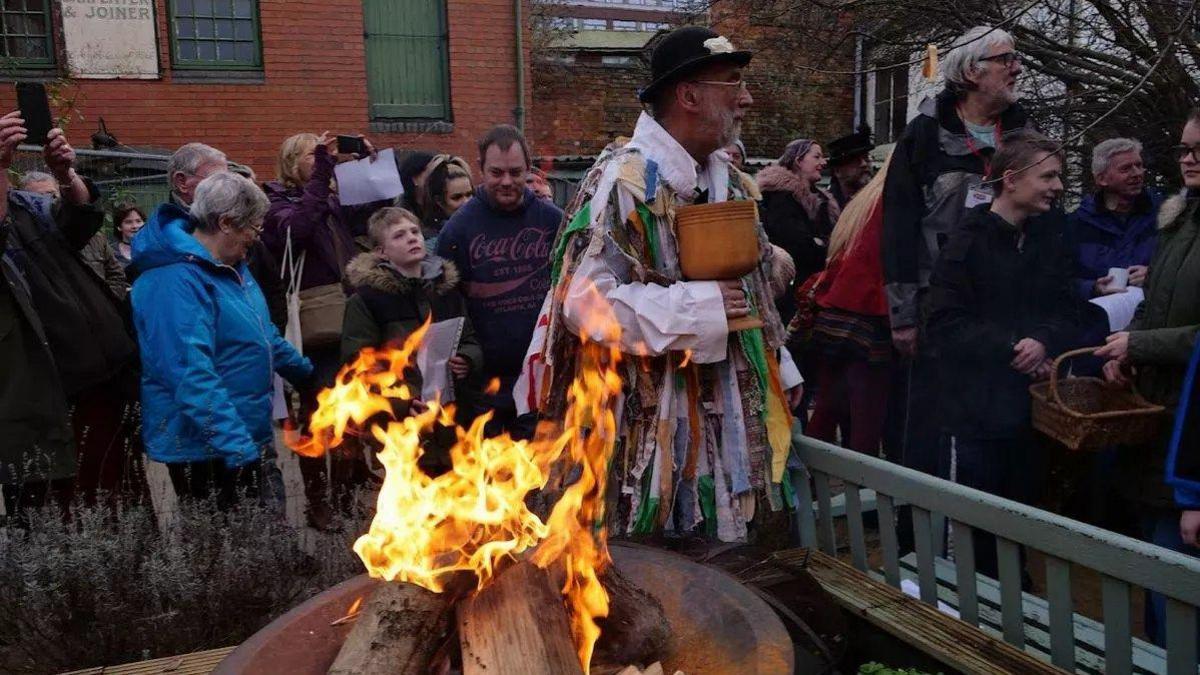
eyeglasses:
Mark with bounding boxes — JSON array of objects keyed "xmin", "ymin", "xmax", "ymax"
[
  {"xmin": 688, "ymin": 79, "xmax": 748, "ymax": 93},
  {"xmin": 1175, "ymin": 143, "xmax": 1200, "ymax": 162},
  {"xmin": 979, "ymin": 52, "xmax": 1022, "ymax": 67}
]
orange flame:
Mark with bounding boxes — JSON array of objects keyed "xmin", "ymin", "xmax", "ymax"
[{"xmin": 292, "ymin": 288, "xmax": 623, "ymax": 672}]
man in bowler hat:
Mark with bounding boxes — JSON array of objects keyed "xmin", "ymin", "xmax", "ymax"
[
  {"xmin": 516, "ymin": 26, "xmax": 803, "ymax": 542},
  {"xmin": 827, "ymin": 125, "xmax": 874, "ymax": 208}
]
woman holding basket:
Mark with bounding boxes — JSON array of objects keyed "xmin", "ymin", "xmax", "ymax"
[{"xmin": 1097, "ymin": 109, "xmax": 1200, "ymax": 647}]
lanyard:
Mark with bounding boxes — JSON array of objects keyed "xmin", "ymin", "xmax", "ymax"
[{"xmin": 959, "ymin": 105, "xmax": 1003, "ymax": 178}]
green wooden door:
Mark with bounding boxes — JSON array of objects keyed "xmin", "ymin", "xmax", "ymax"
[{"xmin": 363, "ymin": 0, "xmax": 450, "ymax": 119}]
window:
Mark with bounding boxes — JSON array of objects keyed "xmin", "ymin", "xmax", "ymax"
[
  {"xmin": 612, "ymin": 20, "xmax": 638, "ymax": 31},
  {"xmin": 364, "ymin": 0, "xmax": 450, "ymax": 119},
  {"xmin": 872, "ymin": 64, "xmax": 909, "ymax": 144},
  {"xmin": 169, "ymin": 0, "xmax": 262, "ymax": 70},
  {"xmin": 601, "ymin": 55, "xmax": 634, "ymax": 66},
  {"xmin": 580, "ymin": 19, "xmax": 607, "ymax": 30},
  {"xmin": 0, "ymin": 0, "xmax": 53, "ymax": 67}
]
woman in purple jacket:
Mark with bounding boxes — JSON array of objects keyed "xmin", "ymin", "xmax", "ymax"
[{"xmin": 261, "ymin": 131, "xmax": 382, "ymax": 528}]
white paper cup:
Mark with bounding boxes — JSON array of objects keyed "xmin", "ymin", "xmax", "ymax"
[{"xmin": 1107, "ymin": 267, "xmax": 1129, "ymax": 290}]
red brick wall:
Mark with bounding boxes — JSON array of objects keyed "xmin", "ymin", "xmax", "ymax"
[
  {"xmin": 0, "ymin": 0, "xmax": 533, "ymax": 179},
  {"xmin": 530, "ymin": 57, "xmax": 646, "ymax": 158},
  {"xmin": 530, "ymin": 6, "xmax": 857, "ymax": 162}
]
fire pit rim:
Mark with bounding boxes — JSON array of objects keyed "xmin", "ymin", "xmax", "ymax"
[{"xmin": 215, "ymin": 542, "xmax": 794, "ymax": 675}]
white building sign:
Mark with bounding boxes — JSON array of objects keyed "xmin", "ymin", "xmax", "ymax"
[{"xmin": 61, "ymin": 0, "xmax": 159, "ymax": 79}]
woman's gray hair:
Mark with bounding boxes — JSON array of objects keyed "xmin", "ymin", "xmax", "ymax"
[
  {"xmin": 190, "ymin": 171, "xmax": 269, "ymax": 233},
  {"xmin": 168, "ymin": 142, "xmax": 227, "ymax": 178},
  {"xmin": 778, "ymin": 138, "xmax": 816, "ymax": 170},
  {"xmin": 1091, "ymin": 138, "xmax": 1143, "ymax": 177},
  {"xmin": 942, "ymin": 26, "xmax": 1015, "ymax": 94}
]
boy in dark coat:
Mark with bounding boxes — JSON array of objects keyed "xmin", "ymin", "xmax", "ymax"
[
  {"xmin": 928, "ymin": 132, "xmax": 1079, "ymax": 579},
  {"xmin": 342, "ymin": 207, "xmax": 484, "ymax": 427}
]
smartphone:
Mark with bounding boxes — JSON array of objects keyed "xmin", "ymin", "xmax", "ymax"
[
  {"xmin": 15, "ymin": 82, "xmax": 52, "ymax": 146},
  {"xmin": 336, "ymin": 134, "xmax": 366, "ymax": 156}
]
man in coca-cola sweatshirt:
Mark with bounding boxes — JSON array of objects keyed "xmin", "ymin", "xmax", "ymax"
[{"xmin": 435, "ymin": 125, "xmax": 563, "ymax": 436}]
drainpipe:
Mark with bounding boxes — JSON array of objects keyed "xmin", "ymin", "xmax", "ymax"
[{"xmin": 514, "ymin": 0, "xmax": 527, "ymax": 132}]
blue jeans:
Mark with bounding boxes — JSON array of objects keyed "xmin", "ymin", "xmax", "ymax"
[{"xmin": 1140, "ymin": 509, "xmax": 1200, "ymax": 647}]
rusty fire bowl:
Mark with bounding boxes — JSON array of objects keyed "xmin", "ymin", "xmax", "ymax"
[{"xmin": 215, "ymin": 541, "xmax": 794, "ymax": 674}]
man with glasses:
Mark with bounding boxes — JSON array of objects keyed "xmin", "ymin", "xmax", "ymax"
[
  {"xmin": 516, "ymin": 26, "xmax": 802, "ymax": 542},
  {"xmin": 880, "ymin": 26, "xmax": 1036, "ymax": 504}
]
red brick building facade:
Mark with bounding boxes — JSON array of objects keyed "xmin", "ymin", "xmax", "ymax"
[
  {"xmin": 0, "ymin": 0, "xmax": 532, "ymax": 177},
  {"xmin": 530, "ymin": 3, "xmax": 858, "ymax": 163}
]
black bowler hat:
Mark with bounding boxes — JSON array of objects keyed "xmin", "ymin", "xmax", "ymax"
[
  {"xmin": 827, "ymin": 125, "xmax": 875, "ymax": 166},
  {"xmin": 638, "ymin": 26, "xmax": 752, "ymax": 104}
]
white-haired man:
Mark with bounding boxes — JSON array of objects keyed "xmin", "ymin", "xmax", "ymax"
[
  {"xmin": 168, "ymin": 142, "xmax": 229, "ymax": 206},
  {"xmin": 1067, "ymin": 138, "xmax": 1160, "ymax": 301},
  {"xmin": 879, "ymin": 26, "xmax": 1034, "ymax": 492}
]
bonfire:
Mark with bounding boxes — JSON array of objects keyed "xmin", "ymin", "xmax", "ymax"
[{"xmin": 292, "ymin": 293, "xmax": 672, "ymax": 675}]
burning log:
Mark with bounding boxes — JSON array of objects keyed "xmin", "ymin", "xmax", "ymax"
[
  {"xmin": 594, "ymin": 565, "xmax": 671, "ymax": 669},
  {"xmin": 328, "ymin": 582, "xmax": 452, "ymax": 675},
  {"xmin": 458, "ymin": 560, "xmax": 585, "ymax": 675}
]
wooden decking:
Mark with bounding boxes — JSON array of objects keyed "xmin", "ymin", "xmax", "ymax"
[
  {"xmin": 794, "ymin": 548, "xmax": 1067, "ymax": 674},
  {"xmin": 61, "ymin": 646, "xmax": 235, "ymax": 675}
]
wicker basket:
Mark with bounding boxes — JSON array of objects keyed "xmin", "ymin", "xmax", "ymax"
[{"xmin": 1030, "ymin": 347, "xmax": 1167, "ymax": 451}]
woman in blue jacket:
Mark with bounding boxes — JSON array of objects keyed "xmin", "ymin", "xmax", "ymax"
[{"xmin": 132, "ymin": 172, "xmax": 312, "ymax": 510}]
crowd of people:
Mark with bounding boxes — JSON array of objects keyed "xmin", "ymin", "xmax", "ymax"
[{"xmin": 0, "ymin": 22, "xmax": 1198, "ymax": 647}]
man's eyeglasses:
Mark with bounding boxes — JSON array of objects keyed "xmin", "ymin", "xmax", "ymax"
[
  {"xmin": 688, "ymin": 79, "xmax": 748, "ymax": 93},
  {"xmin": 979, "ymin": 52, "xmax": 1022, "ymax": 67},
  {"xmin": 1175, "ymin": 143, "xmax": 1200, "ymax": 162}
]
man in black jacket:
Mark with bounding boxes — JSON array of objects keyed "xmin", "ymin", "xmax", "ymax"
[
  {"xmin": 0, "ymin": 110, "xmax": 142, "ymax": 512},
  {"xmin": 881, "ymin": 26, "xmax": 1034, "ymax": 484},
  {"xmin": 927, "ymin": 132, "xmax": 1076, "ymax": 577}
]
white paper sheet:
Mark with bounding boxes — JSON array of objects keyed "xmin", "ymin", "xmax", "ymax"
[
  {"xmin": 415, "ymin": 317, "xmax": 466, "ymax": 403},
  {"xmin": 333, "ymin": 148, "xmax": 403, "ymax": 206},
  {"xmin": 271, "ymin": 374, "xmax": 288, "ymax": 421},
  {"xmin": 1089, "ymin": 285, "xmax": 1144, "ymax": 332}
]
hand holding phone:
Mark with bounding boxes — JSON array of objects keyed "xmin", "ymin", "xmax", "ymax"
[
  {"xmin": 337, "ymin": 134, "xmax": 367, "ymax": 156},
  {"xmin": 15, "ymin": 82, "xmax": 52, "ymax": 146},
  {"xmin": 0, "ymin": 111, "xmax": 27, "ymax": 171}
]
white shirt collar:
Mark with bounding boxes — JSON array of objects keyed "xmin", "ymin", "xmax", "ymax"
[{"xmin": 626, "ymin": 112, "xmax": 729, "ymax": 203}]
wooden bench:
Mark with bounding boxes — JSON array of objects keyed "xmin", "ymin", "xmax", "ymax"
[
  {"xmin": 796, "ymin": 548, "xmax": 1066, "ymax": 674},
  {"xmin": 894, "ymin": 553, "xmax": 1170, "ymax": 675},
  {"xmin": 62, "ymin": 646, "xmax": 235, "ymax": 675}
]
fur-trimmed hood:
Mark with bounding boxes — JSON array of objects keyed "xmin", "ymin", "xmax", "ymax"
[
  {"xmin": 345, "ymin": 252, "xmax": 460, "ymax": 295},
  {"xmin": 755, "ymin": 164, "xmax": 842, "ymax": 223},
  {"xmin": 756, "ymin": 164, "xmax": 809, "ymax": 197},
  {"xmin": 1158, "ymin": 189, "xmax": 1200, "ymax": 230}
]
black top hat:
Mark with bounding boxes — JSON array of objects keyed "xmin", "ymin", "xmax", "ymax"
[
  {"xmin": 827, "ymin": 125, "xmax": 874, "ymax": 166},
  {"xmin": 638, "ymin": 26, "xmax": 752, "ymax": 104}
]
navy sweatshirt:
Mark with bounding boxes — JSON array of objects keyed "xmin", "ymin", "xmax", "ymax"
[{"xmin": 435, "ymin": 186, "xmax": 563, "ymax": 405}]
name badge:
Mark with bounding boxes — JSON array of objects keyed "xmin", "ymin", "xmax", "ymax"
[{"xmin": 965, "ymin": 186, "xmax": 994, "ymax": 208}]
